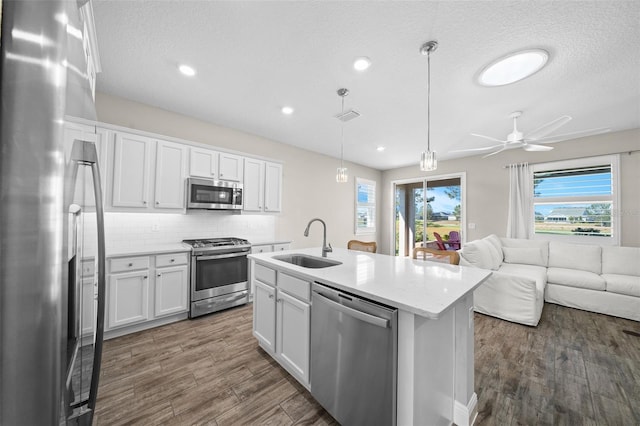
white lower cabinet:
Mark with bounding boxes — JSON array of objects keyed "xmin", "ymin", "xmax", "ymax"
[
  {"xmin": 154, "ymin": 264, "xmax": 189, "ymax": 317},
  {"xmin": 107, "ymin": 270, "xmax": 150, "ymax": 329},
  {"xmin": 252, "ymin": 263, "xmax": 311, "ymax": 388},
  {"xmin": 253, "ymin": 280, "xmax": 276, "ymax": 352},
  {"xmin": 106, "ymin": 252, "xmax": 189, "ymax": 332},
  {"xmin": 276, "ymin": 290, "xmax": 310, "ymax": 384}
]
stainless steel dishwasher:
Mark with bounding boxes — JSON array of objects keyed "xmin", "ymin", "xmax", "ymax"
[{"xmin": 310, "ymin": 282, "xmax": 398, "ymax": 426}]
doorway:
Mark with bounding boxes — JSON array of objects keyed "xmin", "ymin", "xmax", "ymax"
[{"xmin": 393, "ymin": 173, "xmax": 465, "ymax": 257}]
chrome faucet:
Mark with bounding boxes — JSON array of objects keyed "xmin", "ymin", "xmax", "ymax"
[{"xmin": 304, "ymin": 218, "xmax": 332, "ymax": 257}]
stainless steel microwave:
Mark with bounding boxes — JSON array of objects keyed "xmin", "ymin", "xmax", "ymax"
[{"xmin": 186, "ymin": 178, "xmax": 243, "ymax": 210}]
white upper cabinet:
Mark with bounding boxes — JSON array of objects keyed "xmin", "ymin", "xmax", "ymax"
[
  {"xmin": 243, "ymin": 158, "xmax": 265, "ymax": 212},
  {"xmin": 189, "ymin": 147, "xmax": 243, "ymax": 183},
  {"xmin": 243, "ymin": 159, "xmax": 282, "ymax": 213},
  {"xmin": 218, "ymin": 152, "xmax": 244, "ymax": 182},
  {"xmin": 154, "ymin": 141, "xmax": 187, "ymax": 209},
  {"xmin": 264, "ymin": 162, "xmax": 282, "ymax": 213},
  {"xmin": 110, "ymin": 131, "xmax": 187, "ymax": 211},
  {"xmin": 189, "ymin": 147, "xmax": 217, "ymax": 179},
  {"xmin": 111, "ymin": 132, "xmax": 153, "ymax": 209}
]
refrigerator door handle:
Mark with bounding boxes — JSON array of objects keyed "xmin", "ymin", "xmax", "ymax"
[{"xmin": 70, "ymin": 139, "xmax": 106, "ymax": 420}]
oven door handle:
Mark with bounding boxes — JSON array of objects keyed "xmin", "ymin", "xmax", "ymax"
[{"xmin": 196, "ymin": 251, "xmax": 248, "ymax": 261}]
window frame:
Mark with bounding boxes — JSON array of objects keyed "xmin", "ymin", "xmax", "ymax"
[
  {"xmin": 355, "ymin": 177, "xmax": 376, "ymax": 235},
  {"xmin": 530, "ymin": 154, "xmax": 620, "ymax": 246}
]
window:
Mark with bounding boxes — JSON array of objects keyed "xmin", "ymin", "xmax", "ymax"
[
  {"xmin": 531, "ymin": 155, "xmax": 619, "ymax": 245},
  {"xmin": 355, "ymin": 177, "xmax": 376, "ymax": 235}
]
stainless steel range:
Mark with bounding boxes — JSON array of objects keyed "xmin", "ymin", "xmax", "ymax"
[{"xmin": 182, "ymin": 237, "xmax": 251, "ymax": 318}]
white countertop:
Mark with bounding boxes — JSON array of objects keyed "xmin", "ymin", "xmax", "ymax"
[
  {"xmin": 249, "ymin": 247, "xmax": 491, "ymax": 319},
  {"xmin": 105, "ymin": 244, "xmax": 191, "ymax": 258}
]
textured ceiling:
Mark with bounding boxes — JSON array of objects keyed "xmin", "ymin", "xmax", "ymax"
[{"xmin": 92, "ymin": 1, "xmax": 640, "ymax": 170}]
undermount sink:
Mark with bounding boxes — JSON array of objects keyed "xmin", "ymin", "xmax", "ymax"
[{"xmin": 273, "ymin": 254, "xmax": 342, "ymax": 269}]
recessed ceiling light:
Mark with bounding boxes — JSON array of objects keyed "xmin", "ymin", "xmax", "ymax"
[
  {"xmin": 376, "ymin": 146, "xmax": 385, "ymax": 152},
  {"xmin": 178, "ymin": 64, "xmax": 196, "ymax": 77},
  {"xmin": 353, "ymin": 57, "xmax": 372, "ymax": 72},
  {"xmin": 478, "ymin": 49, "xmax": 548, "ymax": 86},
  {"xmin": 281, "ymin": 106, "xmax": 294, "ymax": 115}
]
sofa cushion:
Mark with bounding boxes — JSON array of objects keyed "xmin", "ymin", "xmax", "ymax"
[
  {"xmin": 498, "ymin": 263, "xmax": 547, "ymax": 292},
  {"xmin": 459, "ymin": 238, "xmax": 501, "ymax": 270},
  {"xmin": 602, "ymin": 246, "xmax": 640, "ymax": 276},
  {"xmin": 548, "ymin": 242, "xmax": 602, "ymax": 274},
  {"xmin": 502, "ymin": 247, "xmax": 545, "ymax": 267},
  {"xmin": 547, "ymin": 267, "xmax": 606, "ymax": 291},
  {"xmin": 603, "ymin": 274, "xmax": 640, "ymax": 297},
  {"xmin": 500, "ymin": 238, "xmax": 549, "ymax": 266},
  {"xmin": 484, "ymin": 234, "xmax": 504, "ymax": 263}
]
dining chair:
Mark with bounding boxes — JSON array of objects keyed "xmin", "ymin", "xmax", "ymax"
[
  {"xmin": 347, "ymin": 240, "xmax": 377, "ymax": 253},
  {"xmin": 412, "ymin": 247, "xmax": 460, "ymax": 265}
]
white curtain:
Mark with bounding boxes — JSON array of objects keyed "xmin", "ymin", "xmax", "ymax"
[{"xmin": 506, "ymin": 162, "xmax": 532, "ymax": 239}]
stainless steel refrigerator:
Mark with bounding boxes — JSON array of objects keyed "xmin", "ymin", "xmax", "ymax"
[{"xmin": 0, "ymin": 1, "xmax": 106, "ymax": 424}]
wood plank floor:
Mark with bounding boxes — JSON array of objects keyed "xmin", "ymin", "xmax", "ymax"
[{"xmin": 95, "ymin": 303, "xmax": 640, "ymax": 425}]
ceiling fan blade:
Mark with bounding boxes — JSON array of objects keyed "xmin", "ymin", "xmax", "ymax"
[
  {"xmin": 529, "ymin": 127, "xmax": 612, "ymax": 144},
  {"xmin": 482, "ymin": 146, "xmax": 508, "ymax": 158},
  {"xmin": 526, "ymin": 115, "xmax": 572, "ymax": 141},
  {"xmin": 449, "ymin": 144, "xmax": 504, "ymax": 153},
  {"xmin": 523, "ymin": 143, "xmax": 554, "ymax": 152},
  {"xmin": 470, "ymin": 133, "xmax": 507, "ymax": 143}
]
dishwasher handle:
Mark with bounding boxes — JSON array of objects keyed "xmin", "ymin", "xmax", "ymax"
[{"xmin": 313, "ymin": 290, "xmax": 389, "ymax": 328}]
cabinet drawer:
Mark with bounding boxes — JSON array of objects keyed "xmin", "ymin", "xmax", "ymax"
[
  {"xmin": 110, "ymin": 256, "xmax": 150, "ymax": 273},
  {"xmin": 273, "ymin": 243, "xmax": 290, "ymax": 252},
  {"xmin": 278, "ymin": 272, "xmax": 310, "ymax": 302},
  {"xmin": 156, "ymin": 252, "xmax": 189, "ymax": 268},
  {"xmin": 255, "ymin": 263, "xmax": 276, "ymax": 286},
  {"xmin": 252, "ymin": 245, "xmax": 274, "ymax": 254}
]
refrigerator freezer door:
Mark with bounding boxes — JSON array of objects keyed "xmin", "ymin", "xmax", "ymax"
[{"xmin": 0, "ymin": 1, "xmax": 102, "ymax": 425}]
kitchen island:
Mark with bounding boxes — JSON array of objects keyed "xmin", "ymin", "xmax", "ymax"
[{"xmin": 249, "ymin": 247, "xmax": 491, "ymax": 426}]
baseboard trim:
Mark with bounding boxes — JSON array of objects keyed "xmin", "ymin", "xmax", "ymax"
[{"xmin": 454, "ymin": 392, "xmax": 478, "ymax": 426}]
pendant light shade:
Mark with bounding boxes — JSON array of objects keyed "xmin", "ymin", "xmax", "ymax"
[
  {"xmin": 419, "ymin": 40, "xmax": 438, "ymax": 172},
  {"xmin": 336, "ymin": 88, "xmax": 349, "ymax": 183},
  {"xmin": 420, "ymin": 150, "xmax": 437, "ymax": 171}
]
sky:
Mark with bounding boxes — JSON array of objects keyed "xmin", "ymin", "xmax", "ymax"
[
  {"xmin": 534, "ymin": 172, "xmax": 611, "ymax": 216},
  {"xmin": 425, "ymin": 187, "xmax": 459, "ymax": 213}
]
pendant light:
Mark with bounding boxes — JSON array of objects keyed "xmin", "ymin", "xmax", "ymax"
[
  {"xmin": 420, "ymin": 40, "xmax": 438, "ymax": 171},
  {"xmin": 336, "ymin": 88, "xmax": 349, "ymax": 183}
]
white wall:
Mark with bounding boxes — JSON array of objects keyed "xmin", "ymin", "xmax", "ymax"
[
  {"xmin": 95, "ymin": 92, "xmax": 382, "ymax": 250},
  {"xmin": 381, "ymin": 129, "xmax": 640, "ymax": 254}
]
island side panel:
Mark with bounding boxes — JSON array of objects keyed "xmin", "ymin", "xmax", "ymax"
[
  {"xmin": 397, "ymin": 308, "xmax": 455, "ymax": 426},
  {"xmin": 454, "ymin": 293, "xmax": 478, "ymax": 426}
]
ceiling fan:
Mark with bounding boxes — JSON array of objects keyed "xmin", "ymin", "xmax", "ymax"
[{"xmin": 452, "ymin": 111, "xmax": 611, "ymax": 158}]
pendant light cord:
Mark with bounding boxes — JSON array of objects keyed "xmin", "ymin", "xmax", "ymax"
[
  {"xmin": 340, "ymin": 94, "xmax": 345, "ymax": 168},
  {"xmin": 427, "ymin": 49, "xmax": 431, "ymax": 152}
]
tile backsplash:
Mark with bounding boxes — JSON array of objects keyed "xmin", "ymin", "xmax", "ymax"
[{"xmin": 83, "ymin": 211, "xmax": 276, "ymax": 253}]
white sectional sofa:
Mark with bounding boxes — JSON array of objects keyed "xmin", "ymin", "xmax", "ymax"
[{"xmin": 458, "ymin": 235, "xmax": 640, "ymax": 326}]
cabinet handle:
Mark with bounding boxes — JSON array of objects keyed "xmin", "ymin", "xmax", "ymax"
[
  {"xmin": 143, "ymin": 201, "xmax": 147, "ymax": 205},
  {"xmin": 220, "ymin": 173, "xmax": 223, "ymax": 177},
  {"xmin": 170, "ymin": 259, "xmax": 175, "ymax": 262},
  {"xmin": 268, "ymin": 294, "xmax": 274, "ymax": 299},
  {"xmin": 144, "ymin": 276, "xmax": 148, "ymax": 279},
  {"xmin": 156, "ymin": 201, "xmax": 159, "ymax": 205},
  {"xmin": 277, "ymin": 298, "xmax": 282, "ymax": 303},
  {"xmin": 128, "ymin": 263, "xmax": 133, "ymax": 267},
  {"xmin": 157, "ymin": 274, "xmax": 161, "ymax": 277}
]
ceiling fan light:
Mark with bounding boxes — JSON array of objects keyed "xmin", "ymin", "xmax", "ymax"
[
  {"xmin": 478, "ymin": 49, "xmax": 548, "ymax": 86},
  {"xmin": 420, "ymin": 150, "xmax": 437, "ymax": 171}
]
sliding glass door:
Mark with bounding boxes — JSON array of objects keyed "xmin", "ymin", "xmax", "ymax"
[{"xmin": 394, "ymin": 174, "xmax": 464, "ymax": 257}]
